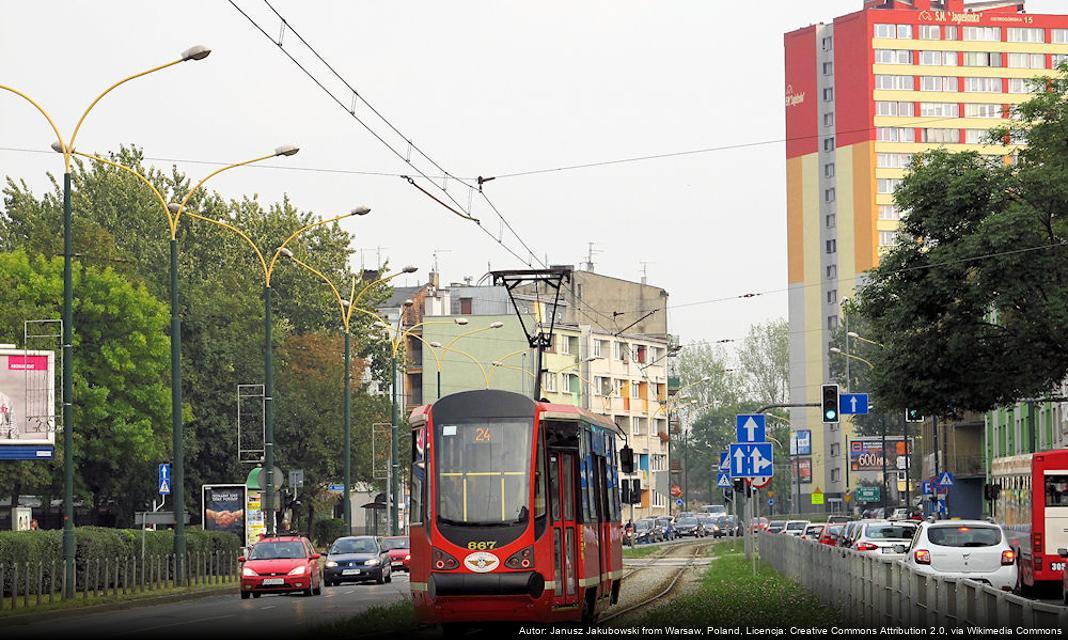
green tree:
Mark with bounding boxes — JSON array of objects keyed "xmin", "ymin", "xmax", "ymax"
[{"xmin": 737, "ymin": 319, "xmax": 789, "ymax": 407}]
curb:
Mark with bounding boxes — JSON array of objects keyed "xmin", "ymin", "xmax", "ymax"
[{"xmin": 0, "ymin": 584, "xmax": 236, "ymax": 627}]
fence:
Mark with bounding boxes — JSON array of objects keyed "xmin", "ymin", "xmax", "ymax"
[
  {"xmin": 0, "ymin": 550, "xmax": 241, "ymax": 610},
  {"xmin": 759, "ymin": 532, "xmax": 1068, "ymax": 628}
]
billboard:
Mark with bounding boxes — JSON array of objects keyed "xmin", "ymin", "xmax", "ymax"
[
  {"xmin": 791, "ymin": 430, "xmax": 812, "ymax": 456},
  {"xmin": 797, "ymin": 458, "xmax": 812, "ymax": 484},
  {"xmin": 849, "ymin": 438, "xmax": 913, "ymax": 472},
  {"xmin": 202, "ymin": 484, "xmax": 247, "ymax": 545},
  {"xmin": 0, "ymin": 349, "xmax": 55, "ymax": 449}
]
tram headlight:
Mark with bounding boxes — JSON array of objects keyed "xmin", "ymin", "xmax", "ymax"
[
  {"xmin": 432, "ymin": 547, "xmax": 459, "ymax": 570},
  {"xmin": 505, "ymin": 546, "xmax": 534, "ymax": 569}
]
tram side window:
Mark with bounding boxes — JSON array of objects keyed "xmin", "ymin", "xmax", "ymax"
[
  {"xmin": 578, "ymin": 430, "xmax": 593, "ymax": 523},
  {"xmin": 410, "ymin": 427, "xmax": 425, "ymax": 525},
  {"xmin": 1046, "ymin": 474, "xmax": 1068, "ymax": 506},
  {"xmin": 534, "ymin": 437, "xmax": 547, "ymax": 518}
]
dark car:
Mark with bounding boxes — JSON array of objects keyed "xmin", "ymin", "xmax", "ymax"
[
  {"xmin": 675, "ymin": 516, "xmax": 705, "ymax": 538},
  {"xmin": 717, "ymin": 515, "xmax": 742, "ymax": 537},
  {"xmin": 633, "ymin": 518, "xmax": 662, "ymax": 544},
  {"xmin": 697, "ymin": 515, "xmax": 720, "ymax": 537},
  {"xmin": 323, "ymin": 536, "xmax": 393, "ymax": 586}
]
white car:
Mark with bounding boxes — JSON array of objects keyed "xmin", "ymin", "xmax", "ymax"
[
  {"xmin": 901, "ymin": 520, "xmax": 1017, "ymax": 592},
  {"xmin": 851, "ymin": 520, "xmax": 919, "ymax": 559},
  {"xmin": 782, "ymin": 520, "xmax": 810, "ymax": 537}
]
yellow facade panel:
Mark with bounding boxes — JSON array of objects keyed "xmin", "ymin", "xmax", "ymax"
[
  {"xmin": 873, "ymin": 63, "xmax": 1055, "ymax": 79},
  {"xmin": 837, "ymin": 145, "xmax": 857, "ymax": 288},
  {"xmin": 874, "ymin": 89, "xmax": 1033, "ymax": 104},
  {"xmin": 875, "ymin": 116, "xmax": 1016, "ymax": 129},
  {"xmin": 873, "ymin": 38, "xmax": 1068, "ymax": 54},
  {"xmin": 786, "ymin": 156, "xmax": 809, "ymax": 285},
  {"xmin": 849, "ymin": 142, "xmax": 877, "ymax": 275}
]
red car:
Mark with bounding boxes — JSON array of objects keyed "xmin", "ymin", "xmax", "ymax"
[
  {"xmin": 240, "ymin": 535, "xmax": 323, "ymax": 599},
  {"xmin": 819, "ymin": 525, "xmax": 843, "ymax": 547},
  {"xmin": 381, "ymin": 535, "xmax": 410, "ymax": 573}
]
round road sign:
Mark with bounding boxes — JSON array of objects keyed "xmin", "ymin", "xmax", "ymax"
[{"xmin": 747, "ymin": 476, "xmax": 772, "ymax": 489}]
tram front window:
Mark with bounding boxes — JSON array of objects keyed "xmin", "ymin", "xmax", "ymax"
[{"xmin": 436, "ymin": 419, "xmax": 532, "ymax": 525}]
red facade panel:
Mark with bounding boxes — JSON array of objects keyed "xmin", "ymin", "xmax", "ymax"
[
  {"xmin": 834, "ymin": 12, "xmax": 874, "ymax": 148},
  {"xmin": 785, "ymin": 26, "xmax": 819, "ymax": 159}
]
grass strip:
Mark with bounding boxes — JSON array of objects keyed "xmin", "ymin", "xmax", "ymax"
[
  {"xmin": 0, "ymin": 581, "xmax": 234, "ymax": 621},
  {"xmin": 622, "ymin": 545, "xmax": 663, "ymax": 559},
  {"xmin": 307, "ymin": 600, "xmax": 417, "ymax": 638}
]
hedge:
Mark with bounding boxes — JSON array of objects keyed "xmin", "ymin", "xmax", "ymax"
[
  {"xmin": 0, "ymin": 527, "xmax": 242, "ymax": 595},
  {"xmin": 313, "ymin": 518, "xmax": 349, "ymax": 547}
]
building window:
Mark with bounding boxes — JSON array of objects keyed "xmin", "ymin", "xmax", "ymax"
[
  {"xmin": 964, "ymin": 129, "xmax": 991, "ymax": 145},
  {"xmin": 875, "ymin": 49, "xmax": 913, "ymax": 64},
  {"xmin": 827, "ymin": 315, "xmax": 839, "ymax": 331},
  {"xmin": 1007, "ymin": 53, "xmax": 1045, "ymax": 69},
  {"xmin": 1008, "ymin": 78, "xmax": 1038, "ymax": 94},
  {"xmin": 920, "ymin": 102, "xmax": 959, "ymax": 117},
  {"xmin": 877, "ymin": 152, "xmax": 913, "ymax": 169},
  {"xmin": 826, "ymin": 264, "xmax": 837, "ymax": 279},
  {"xmin": 823, "ymin": 112, "xmax": 835, "ymax": 127},
  {"xmin": 831, "ymin": 468, "xmax": 841, "ymax": 483},
  {"xmin": 1007, "ymin": 27, "xmax": 1044, "ymax": 43},
  {"xmin": 827, "ymin": 289, "xmax": 837, "ymax": 305},
  {"xmin": 876, "ymin": 127, "xmax": 915, "ymax": 142},
  {"xmin": 822, "ymin": 36, "xmax": 833, "ymax": 51},
  {"xmin": 919, "ymin": 50, "xmax": 957, "ymax": 66},
  {"xmin": 878, "ymin": 178, "xmax": 903, "ymax": 194},
  {"xmin": 824, "ymin": 187, "xmax": 836, "ymax": 203},
  {"xmin": 1055, "ymin": 54, "xmax": 1068, "ymax": 68},
  {"xmin": 963, "ymin": 27, "xmax": 1001, "ymax": 42},
  {"xmin": 879, "ymin": 205, "xmax": 901, "ymax": 220},
  {"xmin": 543, "ymin": 372, "xmax": 557, "ymax": 393},
  {"xmin": 944, "ymin": 26, "xmax": 958, "ymax": 41},
  {"xmin": 824, "ymin": 137, "xmax": 836, "ymax": 151},
  {"xmin": 875, "ymin": 74, "xmax": 914, "ymax": 90},
  {"xmin": 874, "ymin": 24, "xmax": 896, "ymax": 39},
  {"xmin": 876, "ymin": 101, "xmax": 915, "ymax": 116},
  {"xmin": 826, "ymin": 239, "xmax": 837, "ymax": 254},
  {"xmin": 831, "ymin": 442, "xmax": 841, "ymax": 457},
  {"xmin": 560, "ymin": 335, "xmax": 571, "ymax": 355},
  {"xmin": 963, "ymin": 51, "xmax": 1002, "ymax": 68},
  {"xmin": 879, "ymin": 231, "xmax": 897, "ymax": 247},
  {"xmin": 920, "ymin": 76, "xmax": 956, "ymax": 92},
  {"xmin": 459, "ymin": 297, "xmax": 472, "ymax": 314},
  {"xmin": 1054, "ymin": 30, "xmax": 1068, "ymax": 45},
  {"xmin": 920, "ymin": 128, "xmax": 961, "ymax": 143},
  {"xmin": 630, "ymin": 380, "xmax": 640, "ymax": 398},
  {"xmin": 826, "ymin": 214, "xmax": 836, "ymax": 229},
  {"xmin": 964, "ymin": 76, "xmax": 1002, "ymax": 93},
  {"xmin": 963, "ymin": 103, "xmax": 1002, "ymax": 119},
  {"xmin": 631, "ymin": 417, "xmax": 642, "ymax": 436},
  {"xmin": 823, "ymin": 87, "xmax": 834, "ymax": 102},
  {"xmin": 592, "ymin": 339, "xmax": 603, "ymax": 358},
  {"xmin": 898, "ymin": 25, "xmax": 913, "ymax": 39},
  {"xmin": 919, "ymin": 25, "xmax": 940, "ymax": 40},
  {"xmin": 824, "ymin": 163, "xmax": 835, "ymax": 178},
  {"xmin": 823, "ymin": 61, "xmax": 833, "ymax": 75}
]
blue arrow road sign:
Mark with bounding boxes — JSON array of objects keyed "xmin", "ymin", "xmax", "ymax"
[
  {"xmin": 728, "ymin": 442, "xmax": 774, "ymax": 479},
  {"xmin": 839, "ymin": 393, "xmax": 869, "ymax": 415},
  {"xmin": 676, "ymin": 498, "xmax": 684, "ymax": 507},
  {"xmin": 736, "ymin": 414, "xmax": 766, "ymax": 444},
  {"xmin": 158, "ymin": 463, "xmax": 171, "ymax": 496},
  {"xmin": 938, "ymin": 471, "xmax": 954, "ymax": 487},
  {"xmin": 719, "ymin": 452, "xmax": 730, "ymax": 472},
  {"xmin": 936, "ymin": 498, "xmax": 947, "ymax": 514},
  {"xmin": 768, "ymin": 498, "xmax": 775, "ymax": 506},
  {"xmin": 717, "ymin": 471, "xmax": 732, "ymax": 488}
]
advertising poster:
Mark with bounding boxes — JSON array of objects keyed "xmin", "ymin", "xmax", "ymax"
[
  {"xmin": 797, "ymin": 458, "xmax": 812, "ymax": 484},
  {"xmin": 0, "ymin": 349, "xmax": 55, "ymax": 447},
  {"xmin": 202, "ymin": 484, "xmax": 246, "ymax": 544},
  {"xmin": 246, "ymin": 490, "xmax": 265, "ymax": 547},
  {"xmin": 849, "ymin": 438, "xmax": 914, "ymax": 471}
]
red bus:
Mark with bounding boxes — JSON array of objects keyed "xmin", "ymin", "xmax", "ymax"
[
  {"xmin": 991, "ymin": 448, "xmax": 1068, "ymax": 593},
  {"xmin": 408, "ymin": 390, "xmax": 624, "ymax": 628}
]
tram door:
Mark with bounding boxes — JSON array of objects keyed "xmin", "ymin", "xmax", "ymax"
[{"xmin": 548, "ymin": 451, "xmax": 579, "ymax": 607}]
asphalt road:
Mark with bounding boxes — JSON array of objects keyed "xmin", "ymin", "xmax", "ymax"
[{"xmin": 1, "ymin": 573, "xmax": 410, "ymax": 639}]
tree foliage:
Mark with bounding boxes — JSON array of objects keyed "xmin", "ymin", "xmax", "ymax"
[{"xmin": 856, "ymin": 70, "xmax": 1068, "ymax": 417}]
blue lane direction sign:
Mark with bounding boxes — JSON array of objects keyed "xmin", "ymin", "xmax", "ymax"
[
  {"xmin": 719, "ymin": 452, "xmax": 730, "ymax": 473},
  {"xmin": 937, "ymin": 471, "xmax": 954, "ymax": 487},
  {"xmin": 717, "ymin": 471, "xmax": 732, "ymax": 488},
  {"xmin": 736, "ymin": 414, "xmax": 766, "ymax": 444},
  {"xmin": 839, "ymin": 393, "xmax": 870, "ymax": 415},
  {"xmin": 728, "ymin": 442, "xmax": 774, "ymax": 479},
  {"xmin": 158, "ymin": 463, "xmax": 171, "ymax": 496}
]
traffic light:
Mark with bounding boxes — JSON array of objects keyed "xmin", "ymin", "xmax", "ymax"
[
  {"xmin": 821, "ymin": 384, "xmax": 840, "ymax": 423},
  {"xmin": 620, "ymin": 446, "xmax": 634, "ymax": 474},
  {"xmin": 904, "ymin": 408, "xmax": 924, "ymax": 423},
  {"xmin": 984, "ymin": 483, "xmax": 1002, "ymax": 501}
]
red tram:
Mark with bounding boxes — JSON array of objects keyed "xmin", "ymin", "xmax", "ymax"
[{"xmin": 408, "ymin": 389, "xmax": 624, "ymax": 626}]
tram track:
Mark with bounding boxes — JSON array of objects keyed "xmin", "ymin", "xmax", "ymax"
[{"xmin": 604, "ymin": 539, "xmax": 719, "ymax": 624}]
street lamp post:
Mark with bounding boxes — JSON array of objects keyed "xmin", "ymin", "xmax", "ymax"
[{"xmin": 2, "ymin": 45, "xmax": 211, "ymax": 596}]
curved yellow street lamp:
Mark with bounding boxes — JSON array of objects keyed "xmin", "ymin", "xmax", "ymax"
[
  {"xmin": 71, "ymin": 147, "xmax": 294, "ymax": 566},
  {"xmin": 829, "ymin": 347, "xmax": 875, "ymax": 370},
  {"xmin": 185, "ymin": 205, "xmax": 365, "ymax": 535},
  {"xmin": 2, "ymin": 45, "xmax": 211, "ymax": 594}
]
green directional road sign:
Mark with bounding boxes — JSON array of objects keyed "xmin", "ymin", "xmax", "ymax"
[{"xmin": 855, "ymin": 486, "xmax": 881, "ymax": 503}]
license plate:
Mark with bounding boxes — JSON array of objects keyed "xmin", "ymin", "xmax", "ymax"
[
  {"xmin": 881, "ymin": 547, "xmax": 896, "ymax": 554},
  {"xmin": 1052, "ymin": 562, "xmax": 1065, "ymax": 572},
  {"xmin": 262, "ymin": 578, "xmax": 284, "ymax": 586},
  {"xmin": 342, "ymin": 569, "xmax": 361, "ymax": 576}
]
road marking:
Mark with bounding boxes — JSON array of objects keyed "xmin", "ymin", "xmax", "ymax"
[
  {"xmin": 260, "ymin": 605, "xmax": 276, "ymax": 610},
  {"xmin": 114, "ymin": 613, "xmax": 235, "ymax": 635},
  {"xmin": 344, "ymin": 590, "xmax": 355, "ymax": 595}
]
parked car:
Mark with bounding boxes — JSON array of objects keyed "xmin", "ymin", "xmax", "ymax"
[
  {"xmin": 767, "ymin": 520, "xmax": 787, "ymax": 534},
  {"xmin": 697, "ymin": 515, "xmax": 720, "ymax": 537},
  {"xmin": 888, "ymin": 508, "xmax": 911, "ymax": 521},
  {"xmin": 718, "ymin": 515, "xmax": 742, "ymax": 537},
  {"xmin": 703, "ymin": 505, "xmax": 727, "ymax": 517},
  {"xmin": 323, "ymin": 536, "xmax": 393, "ymax": 586},
  {"xmin": 851, "ymin": 521, "xmax": 919, "ymax": 559},
  {"xmin": 657, "ymin": 517, "xmax": 677, "ymax": 541},
  {"xmin": 239, "ymin": 535, "xmax": 322, "ymax": 599},
  {"xmin": 803, "ymin": 523, "xmax": 825, "ymax": 541},
  {"xmin": 633, "ymin": 518, "xmax": 662, "ymax": 544},
  {"xmin": 783, "ymin": 520, "xmax": 810, "ymax": 537},
  {"xmin": 381, "ymin": 536, "xmax": 410, "ymax": 572},
  {"xmin": 827, "ymin": 515, "xmax": 852, "ymax": 525},
  {"xmin": 752, "ymin": 517, "xmax": 769, "ymax": 532},
  {"xmin": 902, "ymin": 521, "xmax": 1017, "ymax": 592},
  {"xmin": 675, "ymin": 515, "xmax": 705, "ymax": 538},
  {"xmin": 819, "ymin": 525, "xmax": 843, "ymax": 546}
]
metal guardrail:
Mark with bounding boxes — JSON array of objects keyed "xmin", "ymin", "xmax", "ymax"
[{"xmin": 759, "ymin": 532, "xmax": 1068, "ymax": 628}]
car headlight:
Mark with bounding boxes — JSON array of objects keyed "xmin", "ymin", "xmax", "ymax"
[
  {"xmin": 242, "ymin": 567, "xmax": 258, "ymax": 577},
  {"xmin": 288, "ymin": 565, "xmax": 306, "ymax": 576},
  {"xmin": 325, "ymin": 561, "xmax": 338, "ymax": 568},
  {"xmin": 365, "ymin": 558, "xmax": 381, "ymax": 566}
]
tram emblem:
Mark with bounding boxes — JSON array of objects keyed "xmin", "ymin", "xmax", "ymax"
[{"xmin": 463, "ymin": 551, "xmax": 500, "ymax": 573}]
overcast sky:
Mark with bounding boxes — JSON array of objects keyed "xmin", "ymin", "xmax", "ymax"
[{"xmin": 2, "ymin": 1, "xmax": 1062, "ymax": 349}]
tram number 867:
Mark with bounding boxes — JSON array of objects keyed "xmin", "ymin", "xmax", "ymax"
[{"xmin": 467, "ymin": 541, "xmax": 498, "ymax": 550}]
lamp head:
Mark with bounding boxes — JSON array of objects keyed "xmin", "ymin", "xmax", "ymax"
[
  {"xmin": 341, "ymin": 300, "xmax": 350, "ymax": 307},
  {"xmin": 830, "ymin": 347, "xmax": 842, "ymax": 354},
  {"xmin": 491, "ymin": 361, "xmax": 502, "ymax": 367},
  {"xmin": 350, "ymin": 206, "xmax": 371, "ymax": 216},
  {"xmin": 167, "ymin": 203, "xmax": 181, "ymax": 214},
  {"xmin": 181, "ymin": 45, "xmax": 212, "ymax": 62},
  {"xmin": 847, "ymin": 331, "xmax": 859, "ymax": 339},
  {"xmin": 50, "ymin": 141, "xmax": 65, "ymax": 154},
  {"xmin": 403, "ymin": 299, "xmax": 414, "ymax": 307},
  {"xmin": 490, "ymin": 322, "xmax": 504, "ymax": 329},
  {"xmin": 274, "ymin": 144, "xmax": 300, "ymax": 157},
  {"xmin": 454, "ymin": 318, "xmax": 469, "ymax": 326},
  {"xmin": 429, "ymin": 341, "xmax": 442, "ymax": 348},
  {"xmin": 278, "ymin": 247, "xmax": 294, "ymax": 258},
  {"xmin": 402, "ymin": 265, "xmax": 418, "ymax": 274}
]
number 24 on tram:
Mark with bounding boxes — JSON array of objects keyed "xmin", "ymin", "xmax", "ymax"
[{"xmin": 408, "ymin": 389, "xmax": 626, "ymax": 626}]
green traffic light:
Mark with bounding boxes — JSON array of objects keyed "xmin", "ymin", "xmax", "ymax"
[{"xmin": 825, "ymin": 410, "xmax": 837, "ymax": 420}]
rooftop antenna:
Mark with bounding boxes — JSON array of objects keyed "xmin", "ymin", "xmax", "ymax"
[
  {"xmin": 585, "ymin": 242, "xmax": 603, "ymax": 273},
  {"xmin": 640, "ymin": 261, "xmax": 654, "ymax": 285},
  {"xmin": 432, "ymin": 249, "xmax": 453, "ymax": 274}
]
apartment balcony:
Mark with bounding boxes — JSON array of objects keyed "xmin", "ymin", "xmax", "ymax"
[{"xmin": 657, "ymin": 425, "xmax": 670, "ymax": 443}]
